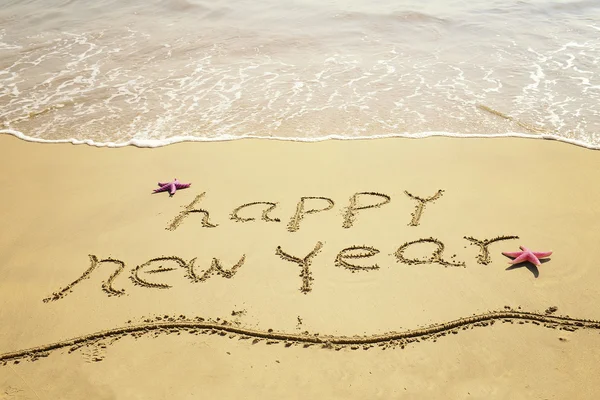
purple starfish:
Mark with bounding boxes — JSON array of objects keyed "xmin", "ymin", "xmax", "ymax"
[
  {"xmin": 152, "ymin": 178, "xmax": 191, "ymax": 196},
  {"xmin": 502, "ymin": 246, "xmax": 552, "ymax": 266}
]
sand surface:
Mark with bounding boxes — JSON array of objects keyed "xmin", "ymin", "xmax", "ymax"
[{"xmin": 1, "ymin": 135, "xmax": 600, "ymax": 399}]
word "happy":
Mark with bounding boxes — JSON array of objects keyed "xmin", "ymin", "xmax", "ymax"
[{"xmin": 166, "ymin": 190, "xmax": 444, "ymax": 231}]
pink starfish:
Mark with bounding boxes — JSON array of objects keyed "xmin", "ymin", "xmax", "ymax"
[
  {"xmin": 502, "ymin": 246, "xmax": 552, "ymax": 266},
  {"xmin": 152, "ymin": 178, "xmax": 191, "ymax": 196}
]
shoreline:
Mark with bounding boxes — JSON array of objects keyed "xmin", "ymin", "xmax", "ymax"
[{"xmin": 1, "ymin": 128, "xmax": 599, "ymax": 150}]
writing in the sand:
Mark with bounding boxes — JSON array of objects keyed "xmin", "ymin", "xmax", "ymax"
[
  {"xmin": 43, "ymin": 190, "xmax": 520, "ymax": 302},
  {"xmin": 166, "ymin": 190, "xmax": 443, "ymax": 231}
]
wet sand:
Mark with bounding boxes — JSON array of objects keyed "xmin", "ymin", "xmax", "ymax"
[{"xmin": 1, "ymin": 135, "xmax": 600, "ymax": 398}]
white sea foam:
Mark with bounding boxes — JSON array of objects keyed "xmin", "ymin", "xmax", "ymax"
[{"xmin": 2, "ymin": 128, "xmax": 598, "ymax": 150}]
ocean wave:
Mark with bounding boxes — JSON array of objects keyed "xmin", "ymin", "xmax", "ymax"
[{"xmin": 2, "ymin": 2, "xmax": 599, "ymax": 149}]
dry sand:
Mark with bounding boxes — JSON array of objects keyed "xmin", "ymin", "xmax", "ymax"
[{"xmin": 1, "ymin": 134, "xmax": 600, "ymax": 399}]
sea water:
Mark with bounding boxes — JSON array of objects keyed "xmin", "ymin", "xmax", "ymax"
[{"xmin": 0, "ymin": 0, "xmax": 599, "ymax": 148}]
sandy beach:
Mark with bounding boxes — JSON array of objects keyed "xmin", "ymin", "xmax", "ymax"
[{"xmin": 1, "ymin": 134, "xmax": 600, "ymax": 398}]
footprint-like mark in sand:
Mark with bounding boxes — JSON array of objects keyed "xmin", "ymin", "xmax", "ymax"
[{"xmin": 1, "ymin": 310, "xmax": 599, "ymax": 365}]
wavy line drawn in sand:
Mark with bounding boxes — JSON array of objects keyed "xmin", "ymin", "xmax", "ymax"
[
  {"xmin": 342, "ymin": 192, "xmax": 391, "ymax": 229},
  {"xmin": 230, "ymin": 202, "xmax": 281, "ymax": 223},
  {"xmin": 2, "ymin": 310, "xmax": 599, "ymax": 365},
  {"xmin": 287, "ymin": 197, "xmax": 335, "ymax": 232},
  {"xmin": 166, "ymin": 192, "xmax": 218, "ymax": 231},
  {"xmin": 335, "ymin": 245, "xmax": 380, "ymax": 272},
  {"xmin": 43, "ymin": 255, "xmax": 126, "ymax": 303},
  {"xmin": 276, "ymin": 242, "xmax": 323, "ymax": 293},
  {"xmin": 477, "ymin": 104, "xmax": 549, "ymax": 134},
  {"xmin": 464, "ymin": 235, "xmax": 520, "ymax": 265},
  {"xmin": 404, "ymin": 189, "xmax": 444, "ymax": 226},
  {"xmin": 395, "ymin": 237, "xmax": 465, "ymax": 267}
]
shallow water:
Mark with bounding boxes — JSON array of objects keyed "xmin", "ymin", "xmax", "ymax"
[{"xmin": 1, "ymin": 0, "xmax": 599, "ymax": 147}]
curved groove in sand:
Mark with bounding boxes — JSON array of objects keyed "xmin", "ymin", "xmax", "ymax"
[{"xmin": 1, "ymin": 310, "xmax": 599, "ymax": 364}]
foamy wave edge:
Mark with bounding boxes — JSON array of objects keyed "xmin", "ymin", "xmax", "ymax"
[{"xmin": 1, "ymin": 129, "xmax": 597, "ymax": 150}]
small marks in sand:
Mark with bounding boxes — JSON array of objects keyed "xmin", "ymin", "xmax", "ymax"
[
  {"xmin": 404, "ymin": 190, "xmax": 444, "ymax": 227},
  {"xmin": 464, "ymin": 235, "xmax": 520, "ymax": 265},
  {"xmin": 287, "ymin": 197, "xmax": 334, "ymax": 232},
  {"xmin": 395, "ymin": 237, "xmax": 466, "ymax": 268},
  {"xmin": 3, "ymin": 386, "xmax": 24, "ymax": 396},
  {"xmin": 2, "ymin": 309, "xmax": 600, "ymax": 365},
  {"xmin": 43, "ymin": 255, "xmax": 126, "ymax": 302},
  {"xmin": 335, "ymin": 245, "xmax": 380, "ymax": 272},
  {"xmin": 546, "ymin": 306, "xmax": 558, "ymax": 315},
  {"xmin": 166, "ymin": 192, "xmax": 218, "ymax": 231},
  {"xmin": 230, "ymin": 202, "xmax": 281, "ymax": 223},
  {"xmin": 276, "ymin": 242, "xmax": 323, "ymax": 293},
  {"xmin": 80, "ymin": 342, "xmax": 106, "ymax": 363},
  {"xmin": 342, "ymin": 192, "xmax": 391, "ymax": 229},
  {"xmin": 67, "ymin": 335, "xmax": 123, "ymax": 363}
]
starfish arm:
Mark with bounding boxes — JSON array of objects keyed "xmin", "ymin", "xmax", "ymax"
[
  {"xmin": 502, "ymin": 251, "xmax": 524, "ymax": 258},
  {"xmin": 509, "ymin": 253, "xmax": 530, "ymax": 264},
  {"xmin": 169, "ymin": 183, "xmax": 177, "ymax": 196},
  {"xmin": 158, "ymin": 182, "xmax": 169, "ymax": 187},
  {"xmin": 174, "ymin": 182, "xmax": 191, "ymax": 189},
  {"xmin": 153, "ymin": 184, "xmax": 171, "ymax": 193},
  {"xmin": 532, "ymin": 251, "xmax": 552, "ymax": 258},
  {"xmin": 525, "ymin": 253, "xmax": 542, "ymax": 266}
]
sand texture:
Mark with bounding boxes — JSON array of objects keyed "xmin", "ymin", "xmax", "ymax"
[{"xmin": 1, "ymin": 135, "xmax": 600, "ymax": 399}]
